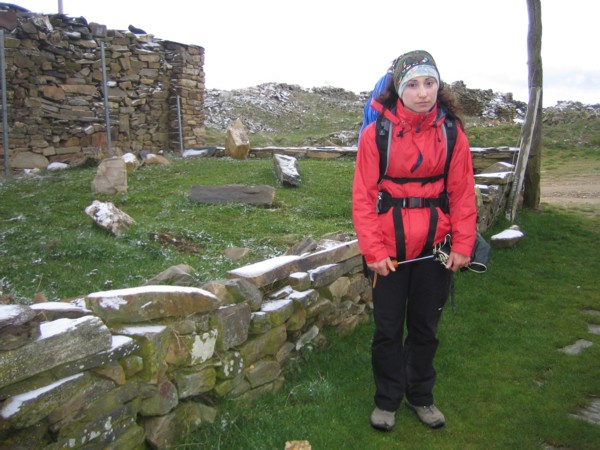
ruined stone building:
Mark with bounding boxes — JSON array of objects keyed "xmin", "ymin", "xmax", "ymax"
[{"xmin": 0, "ymin": 6, "xmax": 205, "ymax": 170}]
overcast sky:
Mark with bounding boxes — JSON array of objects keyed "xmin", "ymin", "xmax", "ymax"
[{"xmin": 12, "ymin": 1, "xmax": 600, "ymax": 107}]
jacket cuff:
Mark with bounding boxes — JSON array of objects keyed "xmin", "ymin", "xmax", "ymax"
[
  {"xmin": 450, "ymin": 242, "xmax": 472, "ymax": 258},
  {"xmin": 365, "ymin": 249, "xmax": 389, "ymax": 265}
]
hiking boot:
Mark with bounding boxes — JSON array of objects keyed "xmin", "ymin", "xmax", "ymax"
[
  {"xmin": 405, "ymin": 401, "xmax": 445, "ymax": 428},
  {"xmin": 370, "ymin": 407, "xmax": 396, "ymax": 431}
]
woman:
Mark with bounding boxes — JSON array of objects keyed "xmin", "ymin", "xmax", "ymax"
[{"xmin": 352, "ymin": 50, "xmax": 476, "ymax": 431}]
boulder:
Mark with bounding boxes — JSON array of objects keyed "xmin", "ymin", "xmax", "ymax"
[
  {"xmin": 143, "ymin": 264, "xmax": 199, "ymax": 287},
  {"xmin": 142, "ymin": 153, "xmax": 170, "ymax": 165},
  {"xmin": 225, "ymin": 118, "xmax": 249, "ymax": 159},
  {"xmin": 121, "ymin": 152, "xmax": 140, "ymax": 171},
  {"xmin": 491, "ymin": 225, "xmax": 525, "ymax": 248},
  {"xmin": 92, "ymin": 157, "xmax": 127, "ymax": 194},
  {"xmin": 273, "ymin": 153, "xmax": 301, "ymax": 187},
  {"xmin": 84, "ymin": 200, "xmax": 135, "ymax": 236},
  {"xmin": 10, "ymin": 152, "xmax": 49, "ymax": 170}
]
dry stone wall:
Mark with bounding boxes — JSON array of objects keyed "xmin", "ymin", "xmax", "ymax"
[
  {"xmin": 0, "ymin": 11, "xmax": 205, "ymax": 170},
  {"xmin": 0, "ymin": 238, "xmax": 370, "ymax": 449}
]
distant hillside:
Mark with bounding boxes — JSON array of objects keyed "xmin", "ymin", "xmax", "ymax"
[{"xmin": 203, "ymin": 82, "xmax": 599, "ymax": 148}]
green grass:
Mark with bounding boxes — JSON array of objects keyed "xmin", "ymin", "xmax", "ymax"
[
  {"xmin": 464, "ymin": 111, "xmax": 600, "ymax": 152},
  {"xmin": 0, "ymin": 157, "xmax": 355, "ymax": 302},
  {"xmin": 181, "ymin": 208, "xmax": 600, "ymax": 450},
  {"xmin": 464, "ymin": 122, "xmax": 523, "ymax": 148}
]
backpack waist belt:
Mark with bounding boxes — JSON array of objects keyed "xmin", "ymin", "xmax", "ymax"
[
  {"xmin": 376, "ymin": 192, "xmax": 447, "ymax": 214},
  {"xmin": 376, "ymin": 191, "xmax": 444, "ymax": 262}
]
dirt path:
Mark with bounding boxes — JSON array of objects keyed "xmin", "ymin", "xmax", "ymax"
[{"xmin": 540, "ymin": 160, "xmax": 600, "ymax": 216}]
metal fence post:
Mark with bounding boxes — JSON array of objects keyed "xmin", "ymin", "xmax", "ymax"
[
  {"xmin": 177, "ymin": 95, "xmax": 184, "ymax": 155},
  {"xmin": 100, "ymin": 42, "xmax": 112, "ymax": 155},
  {"xmin": 1, "ymin": 29, "xmax": 10, "ymax": 176}
]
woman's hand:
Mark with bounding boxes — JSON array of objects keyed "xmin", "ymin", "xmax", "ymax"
[
  {"xmin": 367, "ymin": 257, "xmax": 396, "ymax": 276},
  {"xmin": 445, "ymin": 251, "xmax": 471, "ymax": 272}
]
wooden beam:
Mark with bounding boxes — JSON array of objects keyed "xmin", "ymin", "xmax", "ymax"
[{"xmin": 506, "ymin": 86, "xmax": 541, "ymax": 222}]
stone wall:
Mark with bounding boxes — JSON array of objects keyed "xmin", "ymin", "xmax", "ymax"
[
  {"xmin": 0, "ymin": 11, "xmax": 205, "ymax": 170},
  {"xmin": 471, "ymin": 147, "xmax": 518, "ymax": 232},
  {"xmin": 0, "ymin": 238, "xmax": 369, "ymax": 449}
]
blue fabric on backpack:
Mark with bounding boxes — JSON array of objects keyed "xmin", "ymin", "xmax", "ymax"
[{"xmin": 359, "ymin": 73, "xmax": 391, "ymax": 139}]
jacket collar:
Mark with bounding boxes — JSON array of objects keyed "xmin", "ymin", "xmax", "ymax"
[{"xmin": 370, "ymin": 98, "xmax": 444, "ymax": 131}]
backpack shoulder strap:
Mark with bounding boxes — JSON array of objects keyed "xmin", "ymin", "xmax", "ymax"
[
  {"xmin": 442, "ymin": 117, "xmax": 457, "ymax": 188},
  {"xmin": 375, "ymin": 109, "xmax": 394, "ymax": 184}
]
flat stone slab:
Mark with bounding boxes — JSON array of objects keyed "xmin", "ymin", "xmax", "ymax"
[
  {"xmin": 570, "ymin": 398, "xmax": 600, "ymax": 425},
  {"xmin": 190, "ymin": 184, "xmax": 275, "ymax": 207},
  {"xmin": 558, "ymin": 339, "xmax": 593, "ymax": 355},
  {"xmin": 86, "ymin": 285, "xmax": 220, "ymax": 325},
  {"xmin": 588, "ymin": 323, "xmax": 600, "ymax": 335}
]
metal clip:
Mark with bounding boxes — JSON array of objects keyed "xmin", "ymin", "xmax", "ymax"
[{"xmin": 375, "ymin": 191, "xmax": 383, "ymax": 214}]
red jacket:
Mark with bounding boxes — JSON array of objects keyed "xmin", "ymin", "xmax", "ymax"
[{"xmin": 352, "ymin": 99, "xmax": 477, "ymax": 264}]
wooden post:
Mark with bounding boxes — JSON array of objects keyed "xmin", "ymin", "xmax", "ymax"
[
  {"xmin": 507, "ymin": 87, "xmax": 541, "ymax": 222},
  {"xmin": 507, "ymin": 0, "xmax": 543, "ymax": 222}
]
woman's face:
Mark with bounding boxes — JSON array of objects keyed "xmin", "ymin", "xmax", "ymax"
[{"xmin": 401, "ymin": 76, "xmax": 438, "ymax": 113}]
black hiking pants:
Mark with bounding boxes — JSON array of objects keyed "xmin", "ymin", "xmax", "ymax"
[{"xmin": 371, "ymin": 258, "xmax": 452, "ymax": 411}]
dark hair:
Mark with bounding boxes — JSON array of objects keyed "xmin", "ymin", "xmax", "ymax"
[{"xmin": 376, "ymin": 77, "xmax": 464, "ymax": 128}]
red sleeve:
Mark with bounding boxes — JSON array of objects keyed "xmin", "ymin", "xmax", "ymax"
[
  {"xmin": 446, "ymin": 126, "xmax": 477, "ymax": 257},
  {"xmin": 352, "ymin": 124, "xmax": 389, "ymax": 264}
]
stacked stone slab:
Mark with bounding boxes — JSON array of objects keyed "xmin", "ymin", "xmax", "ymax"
[
  {"xmin": 0, "ymin": 237, "xmax": 370, "ymax": 448},
  {"xmin": 0, "ymin": 11, "xmax": 205, "ymax": 169},
  {"xmin": 474, "ymin": 160, "xmax": 517, "ymax": 232}
]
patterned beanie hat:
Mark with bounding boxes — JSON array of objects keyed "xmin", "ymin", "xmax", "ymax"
[{"xmin": 392, "ymin": 50, "xmax": 440, "ymax": 97}]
